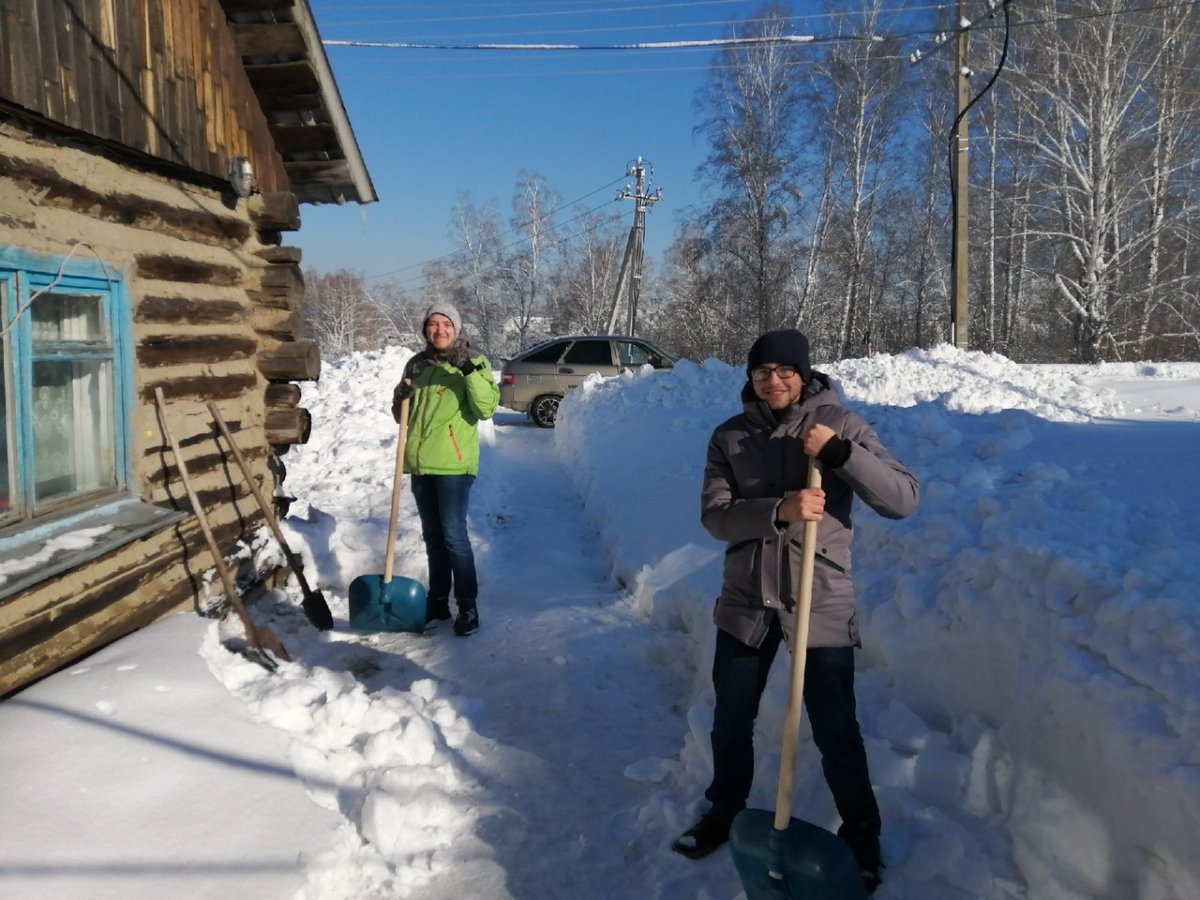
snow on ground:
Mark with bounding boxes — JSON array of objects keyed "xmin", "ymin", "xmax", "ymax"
[{"xmin": 2, "ymin": 345, "xmax": 1198, "ymax": 900}]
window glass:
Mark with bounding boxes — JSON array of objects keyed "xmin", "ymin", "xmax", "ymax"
[
  {"xmin": 522, "ymin": 340, "xmax": 568, "ymax": 364},
  {"xmin": 32, "ymin": 293, "xmax": 105, "ymax": 343},
  {"xmin": 1, "ymin": 266, "xmax": 127, "ymax": 526},
  {"xmin": 563, "ymin": 339, "xmax": 613, "ymax": 365},
  {"xmin": 32, "ymin": 359, "xmax": 116, "ymax": 503},
  {"xmin": 617, "ymin": 341, "xmax": 651, "ymax": 366}
]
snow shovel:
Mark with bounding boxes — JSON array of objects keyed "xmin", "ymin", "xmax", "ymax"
[
  {"xmin": 154, "ymin": 388, "xmax": 290, "ymax": 671},
  {"xmin": 728, "ymin": 459, "xmax": 866, "ymax": 899},
  {"xmin": 207, "ymin": 401, "xmax": 334, "ymax": 631},
  {"xmin": 347, "ymin": 390, "xmax": 427, "ymax": 632}
]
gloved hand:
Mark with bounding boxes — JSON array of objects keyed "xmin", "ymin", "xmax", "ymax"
[
  {"xmin": 391, "ymin": 380, "xmax": 412, "ymax": 423},
  {"xmin": 446, "ymin": 340, "xmax": 479, "ymax": 376},
  {"xmin": 817, "ymin": 435, "xmax": 851, "ymax": 469}
]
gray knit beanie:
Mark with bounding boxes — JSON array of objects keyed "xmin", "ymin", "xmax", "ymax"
[{"xmin": 423, "ymin": 301, "xmax": 462, "ymax": 336}]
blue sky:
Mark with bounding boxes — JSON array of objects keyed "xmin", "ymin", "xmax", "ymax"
[{"xmin": 297, "ymin": 1, "xmax": 933, "ymax": 288}]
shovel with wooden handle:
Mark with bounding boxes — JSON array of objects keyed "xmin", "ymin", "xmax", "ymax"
[
  {"xmin": 346, "ymin": 387, "xmax": 427, "ymax": 632},
  {"xmin": 207, "ymin": 401, "xmax": 334, "ymax": 631},
  {"xmin": 728, "ymin": 458, "xmax": 866, "ymax": 899},
  {"xmin": 154, "ymin": 388, "xmax": 290, "ymax": 671}
]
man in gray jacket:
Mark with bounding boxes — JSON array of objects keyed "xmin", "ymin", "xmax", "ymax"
[{"xmin": 672, "ymin": 329, "xmax": 918, "ymax": 895}]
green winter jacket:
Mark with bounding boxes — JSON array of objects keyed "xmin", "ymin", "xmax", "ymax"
[{"xmin": 401, "ymin": 352, "xmax": 499, "ymax": 476}]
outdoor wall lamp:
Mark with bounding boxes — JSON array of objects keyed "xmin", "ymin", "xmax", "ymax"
[{"xmin": 228, "ymin": 155, "xmax": 255, "ymax": 198}]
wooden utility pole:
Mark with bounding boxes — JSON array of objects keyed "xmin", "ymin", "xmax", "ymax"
[
  {"xmin": 951, "ymin": 0, "xmax": 971, "ymax": 349},
  {"xmin": 605, "ymin": 158, "xmax": 661, "ymax": 335}
]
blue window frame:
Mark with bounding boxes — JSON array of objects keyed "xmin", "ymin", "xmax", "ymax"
[{"xmin": 1, "ymin": 250, "xmax": 134, "ymax": 529}]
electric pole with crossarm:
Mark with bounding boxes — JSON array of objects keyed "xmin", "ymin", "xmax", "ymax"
[{"xmin": 605, "ymin": 157, "xmax": 662, "ymax": 336}]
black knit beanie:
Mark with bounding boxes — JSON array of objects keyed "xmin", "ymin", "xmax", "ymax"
[{"xmin": 746, "ymin": 329, "xmax": 812, "ymax": 381}]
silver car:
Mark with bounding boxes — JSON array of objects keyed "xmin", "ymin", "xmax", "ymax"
[{"xmin": 499, "ymin": 335, "xmax": 678, "ymax": 427}]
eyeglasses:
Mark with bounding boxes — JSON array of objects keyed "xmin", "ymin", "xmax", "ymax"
[{"xmin": 750, "ymin": 365, "xmax": 799, "ymax": 382}]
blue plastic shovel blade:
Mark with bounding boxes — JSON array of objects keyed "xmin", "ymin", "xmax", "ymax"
[
  {"xmin": 729, "ymin": 809, "xmax": 866, "ymax": 900},
  {"xmin": 347, "ymin": 574, "xmax": 428, "ymax": 633}
]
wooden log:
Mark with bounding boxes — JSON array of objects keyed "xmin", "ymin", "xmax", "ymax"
[
  {"xmin": 243, "ymin": 60, "xmax": 321, "ymax": 96},
  {"xmin": 254, "ymin": 245, "xmax": 302, "ymax": 265},
  {"xmin": 135, "ymin": 254, "xmax": 243, "ymax": 286},
  {"xmin": 142, "ymin": 373, "xmax": 258, "ymax": 402},
  {"xmin": 139, "ymin": 334, "xmax": 258, "ymax": 367},
  {"xmin": 265, "ymin": 406, "xmax": 311, "ymax": 445},
  {"xmin": 219, "ymin": 0, "xmax": 301, "ymax": 17},
  {"xmin": 283, "ymin": 159, "xmax": 355, "ymax": 187},
  {"xmin": 265, "ymin": 382, "xmax": 302, "ymax": 408},
  {"xmin": 259, "ymin": 339, "xmax": 320, "ymax": 381},
  {"xmin": 267, "ymin": 123, "xmax": 340, "ymax": 153},
  {"xmin": 245, "ymin": 262, "xmax": 304, "ymax": 311},
  {"xmin": 251, "ymin": 306, "xmax": 302, "ymax": 341},
  {"xmin": 0, "ymin": 154, "xmax": 250, "ymax": 244},
  {"xmin": 227, "ymin": 22, "xmax": 307, "ymax": 57},
  {"xmin": 136, "ymin": 294, "xmax": 247, "ymax": 325},
  {"xmin": 248, "ymin": 191, "xmax": 300, "ymax": 232}
]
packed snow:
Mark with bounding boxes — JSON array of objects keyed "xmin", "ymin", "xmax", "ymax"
[{"xmin": 2, "ymin": 345, "xmax": 1198, "ymax": 900}]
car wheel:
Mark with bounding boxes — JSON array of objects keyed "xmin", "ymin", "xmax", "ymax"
[{"xmin": 530, "ymin": 394, "xmax": 560, "ymax": 428}]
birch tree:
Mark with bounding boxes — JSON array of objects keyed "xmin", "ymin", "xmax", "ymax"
[
  {"xmin": 1004, "ymin": 0, "xmax": 1200, "ymax": 361},
  {"xmin": 503, "ymin": 170, "xmax": 561, "ymax": 349},
  {"xmin": 449, "ymin": 193, "xmax": 505, "ymax": 357},
  {"xmin": 805, "ymin": 0, "xmax": 912, "ymax": 358},
  {"xmin": 693, "ymin": 3, "xmax": 806, "ymax": 345},
  {"xmin": 301, "ymin": 269, "xmax": 396, "ymax": 358}
]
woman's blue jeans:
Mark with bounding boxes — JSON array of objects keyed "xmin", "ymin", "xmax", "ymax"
[
  {"xmin": 705, "ymin": 616, "xmax": 880, "ymax": 840},
  {"xmin": 410, "ymin": 474, "xmax": 477, "ymax": 610}
]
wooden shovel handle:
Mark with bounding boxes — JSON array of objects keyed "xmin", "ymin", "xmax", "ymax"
[
  {"xmin": 773, "ymin": 457, "xmax": 822, "ymax": 832},
  {"xmin": 208, "ymin": 403, "xmax": 307, "ymax": 585},
  {"xmin": 155, "ymin": 388, "xmax": 260, "ymax": 649},
  {"xmin": 383, "ymin": 386, "xmax": 412, "ymax": 584}
]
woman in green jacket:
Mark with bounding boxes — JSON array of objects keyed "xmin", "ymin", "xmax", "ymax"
[{"xmin": 392, "ymin": 302, "xmax": 499, "ymax": 636}]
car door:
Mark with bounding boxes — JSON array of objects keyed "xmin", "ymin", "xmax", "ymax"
[{"xmin": 553, "ymin": 338, "xmax": 617, "ymax": 395}]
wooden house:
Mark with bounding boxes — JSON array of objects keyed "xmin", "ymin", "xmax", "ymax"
[{"xmin": 0, "ymin": 0, "xmax": 376, "ymax": 694}]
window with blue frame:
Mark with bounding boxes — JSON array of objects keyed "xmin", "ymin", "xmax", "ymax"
[{"xmin": 1, "ymin": 252, "xmax": 133, "ymax": 529}]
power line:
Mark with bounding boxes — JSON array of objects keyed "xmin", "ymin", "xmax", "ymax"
[{"xmin": 364, "ymin": 179, "xmax": 628, "ymax": 282}]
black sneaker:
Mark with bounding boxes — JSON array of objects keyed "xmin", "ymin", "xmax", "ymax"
[
  {"xmin": 671, "ymin": 812, "xmax": 732, "ymax": 860},
  {"xmin": 453, "ymin": 607, "xmax": 479, "ymax": 636},
  {"xmin": 425, "ymin": 597, "xmax": 451, "ymax": 624}
]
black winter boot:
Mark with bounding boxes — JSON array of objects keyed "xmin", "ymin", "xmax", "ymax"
[
  {"xmin": 837, "ymin": 824, "xmax": 883, "ymax": 895},
  {"xmin": 453, "ymin": 606, "xmax": 479, "ymax": 636},
  {"xmin": 425, "ymin": 597, "xmax": 451, "ymax": 624},
  {"xmin": 671, "ymin": 810, "xmax": 733, "ymax": 859}
]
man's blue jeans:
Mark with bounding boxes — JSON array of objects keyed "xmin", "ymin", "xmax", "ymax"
[
  {"xmin": 410, "ymin": 474, "xmax": 478, "ymax": 610},
  {"xmin": 705, "ymin": 616, "xmax": 880, "ymax": 840}
]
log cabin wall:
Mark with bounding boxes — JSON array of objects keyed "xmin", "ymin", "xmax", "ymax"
[
  {"xmin": 0, "ymin": 122, "xmax": 309, "ymax": 694},
  {"xmin": 0, "ymin": 0, "xmax": 289, "ymax": 196},
  {"xmin": 0, "ymin": 0, "xmax": 372, "ymax": 695}
]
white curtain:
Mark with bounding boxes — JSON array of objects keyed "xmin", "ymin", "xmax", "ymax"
[{"xmin": 32, "ymin": 293, "xmax": 114, "ymax": 504}]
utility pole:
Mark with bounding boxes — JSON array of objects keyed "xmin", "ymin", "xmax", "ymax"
[
  {"xmin": 605, "ymin": 157, "xmax": 662, "ymax": 335},
  {"xmin": 951, "ymin": 0, "xmax": 971, "ymax": 349}
]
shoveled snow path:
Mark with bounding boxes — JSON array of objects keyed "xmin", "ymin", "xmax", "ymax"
[{"xmin": 407, "ymin": 412, "xmax": 691, "ymax": 897}]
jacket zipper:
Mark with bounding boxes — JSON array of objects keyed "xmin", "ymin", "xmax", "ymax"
[{"xmin": 448, "ymin": 425, "xmax": 463, "ymax": 460}]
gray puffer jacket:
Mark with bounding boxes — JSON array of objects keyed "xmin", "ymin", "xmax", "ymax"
[{"xmin": 701, "ymin": 372, "xmax": 918, "ymax": 649}]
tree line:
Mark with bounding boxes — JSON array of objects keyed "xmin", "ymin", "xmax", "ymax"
[{"xmin": 303, "ymin": 0, "xmax": 1200, "ymax": 368}]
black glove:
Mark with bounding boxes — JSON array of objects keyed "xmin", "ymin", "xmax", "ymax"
[
  {"xmin": 446, "ymin": 340, "xmax": 478, "ymax": 376},
  {"xmin": 391, "ymin": 380, "xmax": 412, "ymax": 423},
  {"xmin": 817, "ymin": 435, "xmax": 852, "ymax": 469}
]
